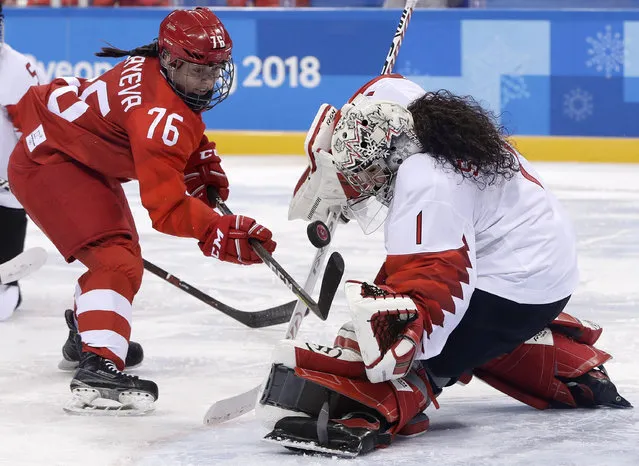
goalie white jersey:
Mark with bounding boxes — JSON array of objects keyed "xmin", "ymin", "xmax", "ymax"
[
  {"xmin": 355, "ymin": 76, "xmax": 579, "ymax": 360},
  {"xmin": 0, "ymin": 43, "xmax": 44, "ymax": 208}
]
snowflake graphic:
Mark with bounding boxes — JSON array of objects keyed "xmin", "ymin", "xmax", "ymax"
[
  {"xmin": 501, "ymin": 75, "xmax": 530, "ymax": 107},
  {"xmin": 396, "ymin": 60, "xmax": 421, "ymax": 76},
  {"xmin": 586, "ymin": 25, "xmax": 625, "ymax": 78},
  {"xmin": 563, "ymin": 88, "xmax": 593, "ymax": 122}
]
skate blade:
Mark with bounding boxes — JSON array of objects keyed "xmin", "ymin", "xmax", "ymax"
[
  {"xmin": 64, "ymin": 388, "xmax": 155, "ymax": 416},
  {"xmin": 58, "ymin": 359, "xmax": 78, "ymax": 371},
  {"xmin": 262, "ymin": 435, "xmax": 359, "ymax": 458}
]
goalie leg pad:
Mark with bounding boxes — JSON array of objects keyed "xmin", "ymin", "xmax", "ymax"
[
  {"xmin": 473, "ymin": 327, "xmax": 630, "ymax": 409},
  {"xmin": 549, "ymin": 311, "xmax": 602, "ymax": 346},
  {"xmin": 259, "ymin": 339, "xmax": 433, "ymax": 456}
]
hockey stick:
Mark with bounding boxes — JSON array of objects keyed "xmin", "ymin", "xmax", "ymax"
[
  {"xmin": 142, "ymin": 259, "xmax": 296, "ymax": 328},
  {"xmin": 202, "ymin": 0, "xmax": 417, "ymax": 426},
  {"xmin": 0, "ymin": 176, "xmax": 293, "ymax": 327},
  {"xmin": 202, "ymin": 208, "xmax": 342, "ymax": 425},
  {"xmin": 381, "ymin": 0, "xmax": 417, "ymax": 75},
  {"xmin": 0, "ymin": 247, "xmax": 48, "ymax": 285},
  {"xmin": 211, "ymin": 187, "xmax": 332, "ymax": 321}
]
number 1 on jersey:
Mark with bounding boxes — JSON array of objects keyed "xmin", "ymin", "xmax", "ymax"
[{"xmin": 147, "ymin": 107, "xmax": 183, "ymax": 147}]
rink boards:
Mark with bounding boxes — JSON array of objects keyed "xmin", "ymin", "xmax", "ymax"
[{"xmin": 5, "ymin": 7, "xmax": 639, "ymax": 162}]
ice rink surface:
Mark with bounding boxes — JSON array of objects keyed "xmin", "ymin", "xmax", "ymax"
[{"xmin": 0, "ymin": 157, "xmax": 637, "ymax": 466}]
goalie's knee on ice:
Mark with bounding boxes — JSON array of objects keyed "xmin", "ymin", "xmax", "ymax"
[{"xmin": 474, "ymin": 326, "xmax": 630, "ymax": 409}]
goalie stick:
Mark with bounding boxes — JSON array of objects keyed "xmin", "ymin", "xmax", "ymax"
[
  {"xmin": 203, "ymin": 208, "xmax": 342, "ymax": 425},
  {"xmin": 0, "ymin": 247, "xmax": 48, "ymax": 285},
  {"xmin": 203, "ymin": 0, "xmax": 418, "ymax": 426}
]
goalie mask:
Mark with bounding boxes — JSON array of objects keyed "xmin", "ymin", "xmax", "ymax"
[
  {"xmin": 158, "ymin": 8, "xmax": 234, "ymax": 112},
  {"xmin": 331, "ymin": 97, "xmax": 422, "ymax": 233}
]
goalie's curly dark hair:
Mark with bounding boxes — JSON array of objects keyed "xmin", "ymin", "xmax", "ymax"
[{"xmin": 407, "ymin": 90, "xmax": 519, "ymax": 186}]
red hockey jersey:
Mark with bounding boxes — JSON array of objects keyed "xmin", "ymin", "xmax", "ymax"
[{"xmin": 9, "ymin": 55, "xmax": 217, "ymax": 241}]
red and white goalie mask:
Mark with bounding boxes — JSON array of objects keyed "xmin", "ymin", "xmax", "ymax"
[
  {"xmin": 158, "ymin": 8, "xmax": 234, "ymax": 112},
  {"xmin": 331, "ymin": 97, "xmax": 422, "ymax": 234}
]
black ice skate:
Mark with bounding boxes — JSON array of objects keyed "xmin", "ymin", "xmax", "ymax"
[
  {"xmin": 65, "ymin": 352, "xmax": 158, "ymax": 415},
  {"xmin": 264, "ymin": 408, "xmax": 392, "ymax": 458},
  {"xmin": 563, "ymin": 365, "xmax": 632, "ymax": 409},
  {"xmin": 59, "ymin": 309, "xmax": 144, "ymax": 370}
]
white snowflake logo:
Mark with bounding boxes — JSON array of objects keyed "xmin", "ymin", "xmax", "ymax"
[
  {"xmin": 397, "ymin": 60, "xmax": 420, "ymax": 75},
  {"xmin": 563, "ymin": 88, "xmax": 593, "ymax": 122},
  {"xmin": 501, "ymin": 75, "xmax": 530, "ymax": 107},
  {"xmin": 586, "ymin": 25, "xmax": 625, "ymax": 78}
]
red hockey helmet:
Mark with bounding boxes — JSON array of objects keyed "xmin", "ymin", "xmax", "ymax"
[{"xmin": 158, "ymin": 8, "xmax": 234, "ymax": 112}]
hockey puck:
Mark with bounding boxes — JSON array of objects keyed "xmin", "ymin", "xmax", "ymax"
[{"xmin": 307, "ymin": 220, "xmax": 331, "ymax": 248}]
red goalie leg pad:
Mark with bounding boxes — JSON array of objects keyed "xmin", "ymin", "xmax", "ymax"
[
  {"xmin": 549, "ymin": 312, "xmax": 602, "ymax": 346},
  {"xmin": 290, "ymin": 342, "xmax": 366, "ymax": 379},
  {"xmin": 333, "ymin": 321, "xmax": 362, "ymax": 358},
  {"xmin": 295, "ymin": 365, "xmax": 431, "ymax": 437},
  {"xmin": 474, "ymin": 328, "xmax": 611, "ymax": 409}
]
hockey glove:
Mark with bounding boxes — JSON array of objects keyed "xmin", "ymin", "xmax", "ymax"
[
  {"xmin": 200, "ymin": 215, "xmax": 276, "ymax": 265},
  {"xmin": 184, "ymin": 141, "xmax": 229, "ymax": 208},
  {"xmin": 345, "ymin": 280, "xmax": 425, "ymax": 383},
  {"xmin": 289, "ymin": 104, "xmax": 349, "ymax": 223}
]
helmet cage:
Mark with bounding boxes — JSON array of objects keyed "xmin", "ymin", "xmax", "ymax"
[{"xmin": 161, "ymin": 49, "xmax": 234, "ymax": 112}]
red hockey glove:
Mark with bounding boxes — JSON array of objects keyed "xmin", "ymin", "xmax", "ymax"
[
  {"xmin": 184, "ymin": 141, "xmax": 229, "ymax": 208},
  {"xmin": 345, "ymin": 280, "xmax": 425, "ymax": 383},
  {"xmin": 200, "ymin": 215, "xmax": 276, "ymax": 265}
]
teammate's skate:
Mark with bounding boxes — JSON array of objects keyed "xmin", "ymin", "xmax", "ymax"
[
  {"xmin": 65, "ymin": 352, "xmax": 158, "ymax": 415},
  {"xmin": 59, "ymin": 309, "xmax": 144, "ymax": 370}
]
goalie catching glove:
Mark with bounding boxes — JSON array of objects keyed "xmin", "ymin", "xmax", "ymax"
[
  {"xmin": 289, "ymin": 103, "xmax": 349, "ymax": 223},
  {"xmin": 200, "ymin": 215, "xmax": 276, "ymax": 265},
  {"xmin": 346, "ymin": 280, "xmax": 426, "ymax": 384}
]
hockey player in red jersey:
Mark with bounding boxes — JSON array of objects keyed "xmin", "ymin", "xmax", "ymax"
[
  {"xmin": 259, "ymin": 75, "xmax": 631, "ymax": 456},
  {"xmin": 6, "ymin": 7, "xmax": 276, "ymax": 413}
]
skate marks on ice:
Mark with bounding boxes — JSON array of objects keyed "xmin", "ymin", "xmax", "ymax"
[
  {"xmin": 2, "ymin": 160, "xmax": 639, "ymax": 465},
  {"xmin": 132, "ymin": 393, "xmax": 639, "ymax": 466}
]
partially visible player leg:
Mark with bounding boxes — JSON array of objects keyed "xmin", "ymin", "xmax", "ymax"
[
  {"xmin": 59, "ymin": 308, "xmax": 145, "ymax": 370},
  {"xmin": 474, "ymin": 313, "xmax": 632, "ymax": 409},
  {"xmin": 258, "ymin": 327, "xmax": 434, "ymax": 457},
  {"xmin": 8, "ymin": 145, "xmax": 156, "ymax": 413},
  {"xmin": 424, "ymin": 289, "xmax": 571, "ymax": 390},
  {"xmin": 0, "ymin": 206, "xmax": 27, "ymax": 321}
]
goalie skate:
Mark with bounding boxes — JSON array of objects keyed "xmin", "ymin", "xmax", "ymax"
[
  {"xmin": 263, "ymin": 412, "xmax": 389, "ymax": 458},
  {"xmin": 64, "ymin": 352, "xmax": 157, "ymax": 416}
]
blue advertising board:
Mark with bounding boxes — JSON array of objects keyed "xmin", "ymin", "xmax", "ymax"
[{"xmin": 4, "ymin": 7, "xmax": 639, "ymax": 138}]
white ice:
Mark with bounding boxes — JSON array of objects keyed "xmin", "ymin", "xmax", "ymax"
[{"xmin": 0, "ymin": 157, "xmax": 637, "ymax": 466}]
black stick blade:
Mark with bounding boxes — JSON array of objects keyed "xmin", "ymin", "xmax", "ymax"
[{"xmin": 317, "ymin": 252, "xmax": 345, "ymax": 320}]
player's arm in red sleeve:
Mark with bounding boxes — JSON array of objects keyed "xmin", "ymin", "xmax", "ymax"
[
  {"xmin": 127, "ymin": 106, "xmax": 218, "ymax": 241},
  {"xmin": 184, "ymin": 134, "xmax": 230, "ymax": 208},
  {"xmin": 126, "ymin": 108, "xmax": 276, "ymax": 265}
]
